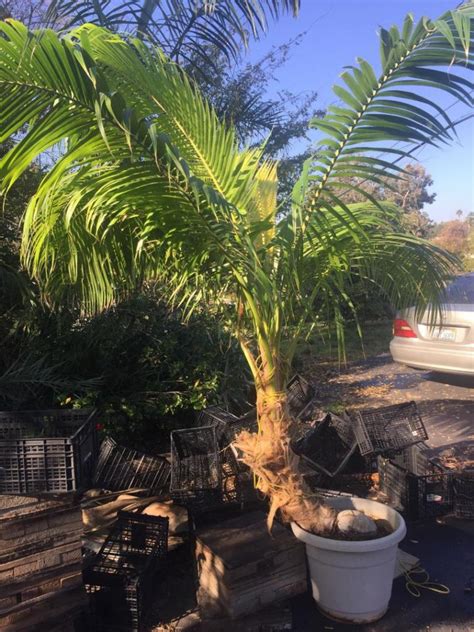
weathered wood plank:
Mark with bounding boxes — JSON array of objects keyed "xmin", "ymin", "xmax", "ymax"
[
  {"xmin": 195, "ymin": 511, "xmax": 307, "ymax": 619},
  {"xmin": 0, "ymin": 584, "xmax": 85, "ymax": 631}
]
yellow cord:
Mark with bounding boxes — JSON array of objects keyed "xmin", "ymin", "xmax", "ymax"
[{"xmin": 401, "ymin": 563, "xmax": 450, "ymax": 598}]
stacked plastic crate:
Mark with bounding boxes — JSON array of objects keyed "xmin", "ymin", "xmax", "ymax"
[
  {"xmin": 0, "ymin": 409, "xmax": 99, "ymax": 494},
  {"xmin": 364, "ymin": 403, "xmax": 453, "ymax": 520},
  {"xmin": 170, "ymin": 375, "xmax": 317, "ymax": 517},
  {"xmin": 83, "ymin": 511, "xmax": 169, "ymax": 631}
]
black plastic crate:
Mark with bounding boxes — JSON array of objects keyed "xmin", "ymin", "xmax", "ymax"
[
  {"xmin": 170, "ymin": 426, "xmax": 221, "ymax": 509},
  {"xmin": 453, "ymin": 471, "xmax": 474, "ymax": 519},
  {"xmin": 220, "ymin": 446, "xmax": 244, "ymax": 505},
  {"xmin": 84, "ymin": 511, "xmax": 168, "ymax": 632},
  {"xmin": 378, "ymin": 457, "xmax": 453, "ymax": 521},
  {"xmin": 391, "ymin": 442, "xmax": 430, "ymax": 476},
  {"xmin": 93, "ymin": 437, "xmax": 170, "ymax": 493},
  {"xmin": 197, "ymin": 407, "xmax": 260, "ymax": 479},
  {"xmin": 228, "ymin": 408, "xmax": 258, "ymax": 438},
  {"xmin": 170, "ymin": 426, "xmax": 245, "ymax": 512},
  {"xmin": 197, "ymin": 405, "xmax": 240, "ymax": 445},
  {"xmin": 221, "ymin": 409, "xmax": 258, "ymax": 475},
  {"xmin": 352, "ymin": 401, "xmax": 428, "ymax": 457},
  {"xmin": 286, "ymin": 374, "xmax": 315, "ymax": 417},
  {"xmin": 85, "ymin": 575, "xmax": 146, "ymax": 632},
  {"xmin": 0, "ymin": 408, "xmax": 98, "ymax": 494},
  {"xmin": 292, "ymin": 412, "xmax": 358, "ymax": 477}
]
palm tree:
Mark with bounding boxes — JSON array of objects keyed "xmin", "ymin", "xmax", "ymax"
[{"xmin": 0, "ymin": 6, "xmax": 472, "ymax": 531}]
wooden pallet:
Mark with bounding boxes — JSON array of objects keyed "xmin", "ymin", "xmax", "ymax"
[
  {"xmin": 0, "ymin": 494, "xmax": 86, "ymax": 631},
  {"xmin": 195, "ymin": 511, "xmax": 307, "ymax": 619},
  {"xmin": 0, "ymin": 583, "xmax": 85, "ymax": 631}
]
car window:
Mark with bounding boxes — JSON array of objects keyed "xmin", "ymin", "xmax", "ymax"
[{"xmin": 442, "ymin": 275, "xmax": 474, "ymax": 304}]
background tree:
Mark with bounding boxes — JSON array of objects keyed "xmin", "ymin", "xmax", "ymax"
[
  {"xmin": 0, "ymin": 139, "xmax": 247, "ymax": 415},
  {"xmin": 3, "ymin": 0, "xmax": 321, "ymax": 223},
  {"xmin": 0, "ymin": 140, "xmax": 42, "ymax": 376},
  {"xmin": 466, "ymin": 212, "xmax": 474, "ymax": 271},
  {"xmin": 384, "ymin": 163, "xmax": 436, "ymax": 237},
  {"xmin": 192, "ymin": 35, "xmax": 323, "ymax": 211},
  {"xmin": 2, "ymin": 1, "xmax": 313, "ymax": 165},
  {"xmin": 28, "ymin": 291, "xmax": 248, "ymax": 445},
  {"xmin": 338, "ymin": 162, "xmax": 436, "ymax": 237},
  {"xmin": 0, "ymin": 0, "xmax": 50, "ymax": 26},
  {"xmin": 48, "ymin": 0, "xmax": 320, "ymax": 201},
  {"xmin": 0, "ymin": 141, "xmax": 107, "ymax": 405},
  {"xmin": 0, "ymin": 0, "xmax": 303, "ymax": 415},
  {"xmin": 431, "ymin": 211, "xmax": 472, "ymax": 267}
]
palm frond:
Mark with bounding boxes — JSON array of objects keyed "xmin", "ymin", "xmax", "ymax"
[
  {"xmin": 47, "ymin": 0, "xmax": 300, "ymax": 66},
  {"xmin": 0, "ymin": 20, "xmax": 268, "ymax": 310},
  {"xmin": 290, "ymin": 6, "xmax": 473, "ymax": 235},
  {"xmin": 75, "ymin": 26, "xmax": 264, "ymax": 210},
  {"xmin": 275, "ymin": 5, "xmax": 473, "ymax": 335},
  {"xmin": 0, "ymin": 354, "xmax": 102, "ymax": 404}
]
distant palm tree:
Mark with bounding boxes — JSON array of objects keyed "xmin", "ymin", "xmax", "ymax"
[{"xmin": 0, "ymin": 6, "xmax": 472, "ymax": 531}]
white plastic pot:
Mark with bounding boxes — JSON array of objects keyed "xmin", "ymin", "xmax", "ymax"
[{"xmin": 292, "ymin": 497, "xmax": 406, "ymax": 624}]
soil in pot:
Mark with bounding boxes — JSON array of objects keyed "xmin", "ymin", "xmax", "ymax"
[{"xmin": 306, "ymin": 507, "xmax": 394, "ymax": 541}]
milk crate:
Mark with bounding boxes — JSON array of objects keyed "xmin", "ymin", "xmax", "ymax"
[
  {"xmin": 453, "ymin": 471, "xmax": 474, "ymax": 519},
  {"xmin": 197, "ymin": 406, "xmax": 239, "ymax": 443},
  {"xmin": 391, "ymin": 442, "xmax": 430, "ymax": 476},
  {"xmin": 0, "ymin": 408, "xmax": 98, "ymax": 494},
  {"xmin": 352, "ymin": 401, "xmax": 428, "ymax": 456},
  {"xmin": 93, "ymin": 437, "xmax": 170, "ymax": 493},
  {"xmin": 233, "ymin": 408, "xmax": 258, "ymax": 435},
  {"xmin": 219, "ymin": 409, "xmax": 260, "ymax": 479},
  {"xmin": 170, "ymin": 425, "xmax": 244, "ymax": 513},
  {"xmin": 84, "ymin": 511, "xmax": 168, "ymax": 632},
  {"xmin": 292, "ymin": 412, "xmax": 357, "ymax": 477},
  {"xmin": 286, "ymin": 374, "xmax": 315, "ymax": 417},
  {"xmin": 197, "ymin": 407, "xmax": 259, "ymax": 473},
  {"xmin": 378, "ymin": 457, "xmax": 453, "ymax": 521},
  {"xmin": 170, "ymin": 426, "xmax": 220, "ymax": 509}
]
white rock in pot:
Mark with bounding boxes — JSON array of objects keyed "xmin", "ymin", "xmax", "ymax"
[{"xmin": 336, "ymin": 509, "xmax": 377, "ymax": 535}]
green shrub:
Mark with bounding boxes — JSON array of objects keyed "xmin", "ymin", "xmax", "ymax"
[{"xmin": 45, "ymin": 294, "xmax": 250, "ymax": 449}]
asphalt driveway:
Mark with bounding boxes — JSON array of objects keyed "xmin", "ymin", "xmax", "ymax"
[{"xmin": 316, "ymin": 354, "xmax": 474, "ymax": 466}]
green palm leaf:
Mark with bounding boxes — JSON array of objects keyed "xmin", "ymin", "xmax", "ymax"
[
  {"xmin": 292, "ymin": 6, "xmax": 473, "ymax": 230},
  {"xmin": 47, "ymin": 0, "xmax": 300, "ymax": 66},
  {"xmin": 0, "ymin": 6, "xmax": 472, "ymax": 372}
]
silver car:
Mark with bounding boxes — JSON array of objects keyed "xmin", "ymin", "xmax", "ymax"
[{"xmin": 390, "ymin": 273, "xmax": 474, "ymax": 375}]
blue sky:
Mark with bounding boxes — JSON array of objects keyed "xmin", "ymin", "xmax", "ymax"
[{"xmin": 244, "ymin": 0, "xmax": 473, "ymax": 222}]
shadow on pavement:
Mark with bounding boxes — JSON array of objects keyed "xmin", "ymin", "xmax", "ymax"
[
  {"xmin": 422, "ymin": 372, "xmax": 474, "ymax": 389},
  {"xmin": 417, "ymin": 399, "xmax": 474, "ymax": 450}
]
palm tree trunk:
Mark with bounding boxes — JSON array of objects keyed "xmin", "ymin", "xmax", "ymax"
[{"xmin": 234, "ymin": 380, "xmax": 337, "ymax": 534}]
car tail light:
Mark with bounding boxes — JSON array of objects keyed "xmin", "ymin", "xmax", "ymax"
[{"xmin": 393, "ymin": 319, "xmax": 417, "ymax": 338}]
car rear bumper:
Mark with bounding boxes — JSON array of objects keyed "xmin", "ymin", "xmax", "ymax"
[{"xmin": 390, "ymin": 339, "xmax": 474, "ymax": 375}]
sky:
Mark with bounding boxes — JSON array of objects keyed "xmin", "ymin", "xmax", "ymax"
[{"xmin": 243, "ymin": 0, "xmax": 473, "ymax": 223}]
